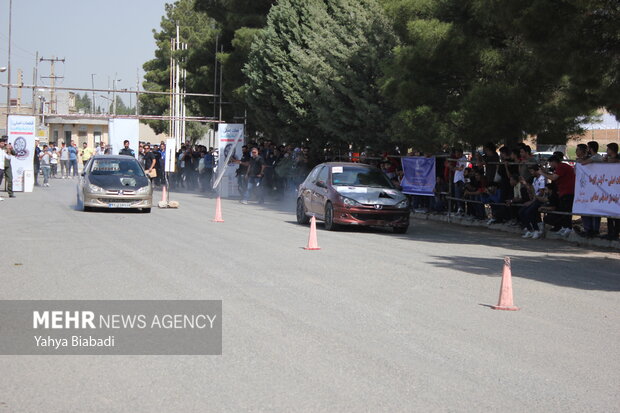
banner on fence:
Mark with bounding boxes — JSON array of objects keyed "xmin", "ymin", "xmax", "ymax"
[
  {"xmin": 400, "ymin": 156, "xmax": 436, "ymax": 196},
  {"xmin": 572, "ymin": 163, "xmax": 620, "ymax": 217}
]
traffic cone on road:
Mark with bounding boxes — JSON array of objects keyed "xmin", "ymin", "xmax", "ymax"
[
  {"xmin": 304, "ymin": 216, "xmax": 321, "ymax": 250},
  {"xmin": 212, "ymin": 196, "xmax": 224, "ymax": 223},
  {"xmin": 491, "ymin": 257, "xmax": 520, "ymax": 311},
  {"xmin": 158, "ymin": 186, "xmax": 168, "ymax": 208}
]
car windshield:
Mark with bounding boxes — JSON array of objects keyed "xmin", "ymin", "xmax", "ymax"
[
  {"xmin": 89, "ymin": 159, "xmax": 145, "ymax": 177},
  {"xmin": 331, "ymin": 166, "xmax": 393, "ymax": 188}
]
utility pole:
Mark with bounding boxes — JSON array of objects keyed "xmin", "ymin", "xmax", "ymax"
[
  {"xmin": 135, "ymin": 68, "xmax": 140, "ymax": 116},
  {"xmin": 6, "ymin": 0, "xmax": 13, "ymax": 117},
  {"xmin": 32, "ymin": 51, "xmax": 38, "ymax": 116},
  {"xmin": 40, "ymin": 56, "xmax": 65, "ymax": 114},
  {"xmin": 91, "ymin": 74, "xmax": 96, "ymax": 113},
  {"xmin": 219, "ymin": 45, "xmax": 223, "ymax": 123}
]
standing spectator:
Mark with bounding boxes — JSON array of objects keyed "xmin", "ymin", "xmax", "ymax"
[
  {"xmin": 50, "ymin": 144, "xmax": 59, "ymax": 178},
  {"xmin": 80, "ymin": 142, "xmax": 94, "ymax": 167},
  {"xmin": 0, "ymin": 137, "xmax": 16, "ymax": 198},
  {"xmin": 241, "ymin": 147, "xmax": 266, "ymax": 205},
  {"xmin": 575, "ymin": 144, "xmax": 589, "ymax": 162},
  {"xmin": 201, "ymin": 147, "xmax": 214, "ymax": 192},
  {"xmin": 151, "ymin": 144, "xmax": 163, "ymax": 187},
  {"xmin": 542, "ymin": 155, "xmax": 575, "ymax": 236},
  {"xmin": 451, "ymin": 147, "xmax": 467, "ymax": 215},
  {"xmin": 431, "ymin": 175, "xmax": 449, "ymax": 212},
  {"xmin": 158, "ymin": 142, "xmax": 167, "ymax": 185},
  {"xmin": 576, "ymin": 141, "xmax": 603, "ymax": 237},
  {"xmin": 34, "ymin": 140, "xmax": 41, "ymax": 186},
  {"xmin": 518, "ymin": 145, "xmax": 534, "ymax": 181},
  {"xmin": 235, "ymin": 145, "xmax": 251, "ymax": 195},
  {"xmin": 68, "ymin": 141, "xmax": 79, "ymax": 178},
  {"xmin": 59, "ymin": 142, "xmax": 70, "ymax": 178},
  {"xmin": 39, "ymin": 145, "xmax": 51, "ymax": 187},
  {"xmin": 143, "ymin": 144, "xmax": 157, "ymax": 181},
  {"xmin": 481, "ymin": 142, "xmax": 500, "ymax": 185},
  {"xmin": 603, "ymin": 143, "xmax": 619, "ymax": 240},
  {"xmin": 119, "ymin": 140, "xmax": 135, "ymax": 157},
  {"xmin": 95, "ymin": 141, "xmax": 106, "ymax": 156}
]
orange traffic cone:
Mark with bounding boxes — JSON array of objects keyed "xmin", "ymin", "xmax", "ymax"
[
  {"xmin": 304, "ymin": 216, "xmax": 321, "ymax": 250},
  {"xmin": 491, "ymin": 257, "xmax": 519, "ymax": 311},
  {"xmin": 161, "ymin": 186, "xmax": 167, "ymax": 203},
  {"xmin": 212, "ymin": 196, "xmax": 224, "ymax": 223}
]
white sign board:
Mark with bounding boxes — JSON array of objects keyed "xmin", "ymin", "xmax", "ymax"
[
  {"xmin": 108, "ymin": 118, "xmax": 139, "ymax": 158},
  {"xmin": 165, "ymin": 138, "xmax": 176, "ymax": 173},
  {"xmin": 7, "ymin": 115, "xmax": 36, "ymax": 192},
  {"xmin": 573, "ymin": 163, "xmax": 620, "ymax": 217},
  {"xmin": 213, "ymin": 124, "xmax": 244, "ymax": 192}
]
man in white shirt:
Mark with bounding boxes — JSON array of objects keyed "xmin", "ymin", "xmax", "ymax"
[
  {"xmin": 450, "ymin": 148, "xmax": 467, "ymax": 214},
  {"xmin": 59, "ymin": 142, "xmax": 70, "ymax": 178},
  {"xmin": 0, "ymin": 137, "xmax": 16, "ymax": 199}
]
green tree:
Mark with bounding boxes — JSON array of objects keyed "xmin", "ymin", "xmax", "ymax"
[
  {"xmin": 244, "ymin": 0, "xmax": 397, "ymax": 150},
  {"xmin": 194, "ymin": 0, "xmax": 275, "ymax": 125},
  {"xmin": 379, "ymin": 0, "xmax": 593, "ymax": 150},
  {"xmin": 141, "ymin": 0, "xmax": 218, "ymax": 140},
  {"xmin": 74, "ymin": 93, "xmax": 92, "ymax": 113}
]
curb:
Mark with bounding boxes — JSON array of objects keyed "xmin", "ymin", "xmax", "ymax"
[{"xmin": 411, "ymin": 212, "xmax": 620, "ymax": 251}]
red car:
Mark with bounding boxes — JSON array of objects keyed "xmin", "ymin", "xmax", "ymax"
[{"xmin": 296, "ymin": 162, "xmax": 410, "ymax": 233}]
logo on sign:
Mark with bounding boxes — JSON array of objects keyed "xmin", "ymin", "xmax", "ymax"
[{"xmin": 13, "ymin": 137, "xmax": 29, "ymax": 160}]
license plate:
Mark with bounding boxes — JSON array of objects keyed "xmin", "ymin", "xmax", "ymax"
[{"xmin": 108, "ymin": 203, "xmax": 132, "ymax": 208}]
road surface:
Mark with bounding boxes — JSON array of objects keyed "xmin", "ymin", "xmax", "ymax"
[{"xmin": 1, "ymin": 179, "xmax": 618, "ymax": 412}]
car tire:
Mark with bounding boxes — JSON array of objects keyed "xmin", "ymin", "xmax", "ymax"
[
  {"xmin": 296, "ymin": 198, "xmax": 310, "ymax": 225},
  {"xmin": 76, "ymin": 193, "xmax": 87, "ymax": 212},
  {"xmin": 324, "ymin": 202, "xmax": 339, "ymax": 231},
  {"xmin": 393, "ymin": 225, "xmax": 409, "ymax": 234},
  {"xmin": 141, "ymin": 208, "xmax": 152, "ymax": 214}
]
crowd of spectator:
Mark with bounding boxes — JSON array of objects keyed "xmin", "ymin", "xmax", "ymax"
[{"xmin": 410, "ymin": 141, "xmax": 619, "ymax": 241}]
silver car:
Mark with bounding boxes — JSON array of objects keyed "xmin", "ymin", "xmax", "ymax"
[{"xmin": 76, "ymin": 155, "xmax": 153, "ymax": 213}]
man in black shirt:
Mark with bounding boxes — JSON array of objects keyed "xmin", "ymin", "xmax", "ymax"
[
  {"xmin": 234, "ymin": 145, "xmax": 251, "ymax": 195},
  {"xmin": 119, "ymin": 140, "xmax": 135, "ymax": 157},
  {"xmin": 241, "ymin": 147, "xmax": 266, "ymax": 204},
  {"xmin": 143, "ymin": 144, "xmax": 157, "ymax": 180}
]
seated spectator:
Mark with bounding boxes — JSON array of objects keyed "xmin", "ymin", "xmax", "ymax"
[
  {"xmin": 505, "ymin": 174, "xmax": 530, "ymax": 225},
  {"xmin": 519, "ymin": 166, "xmax": 547, "ymax": 239},
  {"xmin": 464, "ymin": 169, "xmax": 487, "ymax": 219},
  {"xmin": 480, "ymin": 183, "xmax": 507, "ymax": 224},
  {"xmin": 539, "ymin": 183, "xmax": 562, "ymax": 231}
]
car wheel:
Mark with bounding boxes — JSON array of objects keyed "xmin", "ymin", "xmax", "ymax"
[
  {"xmin": 393, "ymin": 225, "xmax": 409, "ymax": 234},
  {"xmin": 324, "ymin": 202, "xmax": 339, "ymax": 231},
  {"xmin": 141, "ymin": 208, "xmax": 152, "ymax": 214},
  {"xmin": 296, "ymin": 197, "xmax": 310, "ymax": 225}
]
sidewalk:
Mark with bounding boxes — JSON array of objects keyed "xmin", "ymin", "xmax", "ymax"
[{"xmin": 411, "ymin": 211, "xmax": 620, "ymax": 251}]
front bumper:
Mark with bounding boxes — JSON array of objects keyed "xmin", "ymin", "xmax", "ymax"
[
  {"xmin": 83, "ymin": 192, "xmax": 152, "ymax": 209},
  {"xmin": 333, "ymin": 205, "xmax": 410, "ymax": 227}
]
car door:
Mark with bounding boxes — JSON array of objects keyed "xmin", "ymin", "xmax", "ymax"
[{"xmin": 312, "ymin": 166, "xmax": 329, "ymax": 216}]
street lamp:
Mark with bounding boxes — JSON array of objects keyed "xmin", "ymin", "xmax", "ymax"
[{"xmin": 0, "ymin": 67, "xmax": 7, "ymax": 72}]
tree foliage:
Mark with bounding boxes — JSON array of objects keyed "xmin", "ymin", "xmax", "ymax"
[
  {"xmin": 379, "ymin": 0, "xmax": 595, "ymax": 150},
  {"xmin": 244, "ymin": 0, "xmax": 397, "ymax": 150},
  {"xmin": 194, "ymin": 0, "xmax": 275, "ymax": 123},
  {"xmin": 141, "ymin": 0, "xmax": 217, "ymax": 140}
]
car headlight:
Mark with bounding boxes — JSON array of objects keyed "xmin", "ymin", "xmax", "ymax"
[
  {"xmin": 136, "ymin": 185, "xmax": 150, "ymax": 195},
  {"xmin": 396, "ymin": 199, "xmax": 409, "ymax": 209},
  {"xmin": 87, "ymin": 184, "xmax": 105, "ymax": 194},
  {"xmin": 342, "ymin": 196, "xmax": 362, "ymax": 207}
]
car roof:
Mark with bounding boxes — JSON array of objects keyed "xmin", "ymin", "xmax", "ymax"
[{"xmin": 91, "ymin": 155, "xmax": 137, "ymax": 161}]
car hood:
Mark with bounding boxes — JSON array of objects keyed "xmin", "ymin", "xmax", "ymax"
[
  {"xmin": 88, "ymin": 174, "xmax": 149, "ymax": 190},
  {"xmin": 333, "ymin": 186, "xmax": 405, "ymax": 205}
]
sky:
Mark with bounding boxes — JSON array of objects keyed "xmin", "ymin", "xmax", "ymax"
[{"xmin": 0, "ymin": 0, "xmax": 170, "ymax": 106}]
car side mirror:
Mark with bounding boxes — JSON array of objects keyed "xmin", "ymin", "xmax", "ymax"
[{"xmin": 316, "ymin": 180, "xmax": 326, "ymax": 188}]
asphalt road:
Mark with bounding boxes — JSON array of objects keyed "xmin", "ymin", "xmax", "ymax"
[{"xmin": 1, "ymin": 179, "xmax": 619, "ymax": 412}]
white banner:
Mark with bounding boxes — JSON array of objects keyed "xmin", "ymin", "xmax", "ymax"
[
  {"xmin": 7, "ymin": 115, "xmax": 36, "ymax": 192},
  {"xmin": 213, "ymin": 124, "xmax": 243, "ymax": 190},
  {"xmin": 573, "ymin": 163, "xmax": 620, "ymax": 217},
  {"xmin": 108, "ymin": 119, "xmax": 139, "ymax": 158},
  {"xmin": 165, "ymin": 138, "xmax": 176, "ymax": 173}
]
